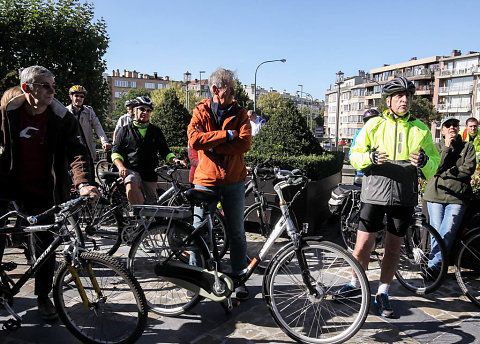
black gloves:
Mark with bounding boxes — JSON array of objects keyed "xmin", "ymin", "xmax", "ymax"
[
  {"xmin": 370, "ymin": 150, "xmax": 380, "ymax": 165},
  {"xmin": 417, "ymin": 150, "xmax": 429, "ymax": 168}
]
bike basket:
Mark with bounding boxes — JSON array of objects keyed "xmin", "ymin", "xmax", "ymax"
[
  {"xmin": 328, "ymin": 184, "xmax": 361, "ymax": 215},
  {"xmin": 132, "ymin": 205, "xmax": 192, "ymax": 219}
]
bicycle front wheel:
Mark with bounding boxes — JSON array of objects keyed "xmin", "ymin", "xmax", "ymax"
[
  {"xmin": 53, "ymin": 252, "xmax": 147, "ymax": 344},
  {"xmin": 127, "ymin": 222, "xmax": 203, "ymax": 315},
  {"xmin": 264, "ymin": 240, "xmax": 370, "ymax": 344},
  {"xmin": 455, "ymin": 229, "xmax": 480, "ymax": 307},
  {"xmin": 395, "ymin": 221, "xmax": 447, "ymax": 294},
  {"xmin": 244, "ymin": 202, "xmax": 294, "ymax": 270}
]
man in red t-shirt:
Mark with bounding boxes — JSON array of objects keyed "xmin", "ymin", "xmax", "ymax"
[{"xmin": 0, "ymin": 65, "xmax": 98, "ymax": 321}]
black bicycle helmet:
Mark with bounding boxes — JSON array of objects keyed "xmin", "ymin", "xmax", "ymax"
[
  {"xmin": 125, "ymin": 99, "xmax": 135, "ymax": 107},
  {"xmin": 363, "ymin": 109, "xmax": 380, "ymax": 123},
  {"xmin": 382, "ymin": 77, "xmax": 416, "ymax": 97},
  {"xmin": 134, "ymin": 96, "xmax": 153, "ymax": 109}
]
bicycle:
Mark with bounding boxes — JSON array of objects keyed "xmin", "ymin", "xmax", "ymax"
[
  {"xmin": 330, "ymin": 183, "xmax": 448, "ymax": 295},
  {"xmin": 243, "ymin": 161, "xmax": 299, "ymax": 270},
  {"xmin": 87, "ymin": 165, "xmax": 228, "ymax": 258},
  {"xmin": 128, "ymin": 169, "xmax": 370, "ymax": 344},
  {"xmin": 0, "ymin": 197, "xmax": 148, "ymax": 344}
]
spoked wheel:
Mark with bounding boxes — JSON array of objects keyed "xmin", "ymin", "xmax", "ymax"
[
  {"xmin": 244, "ymin": 202, "xmax": 295, "ymax": 271},
  {"xmin": 455, "ymin": 229, "xmax": 480, "ymax": 307},
  {"xmin": 395, "ymin": 221, "xmax": 447, "ymax": 294},
  {"xmin": 264, "ymin": 240, "xmax": 370, "ymax": 344},
  {"xmin": 53, "ymin": 252, "xmax": 147, "ymax": 344},
  {"xmin": 67, "ymin": 203, "xmax": 124, "ymax": 256},
  {"xmin": 95, "ymin": 159, "xmax": 115, "ymax": 185},
  {"xmin": 340, "ymin": 213, "xmax": 357, "ymax": 252},
  {"xmin": 127, "ymin": 223, "xmax": 202, "ymax": 315}
]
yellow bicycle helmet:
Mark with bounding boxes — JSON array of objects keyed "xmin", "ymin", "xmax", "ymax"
[{"xmin": 69, "ymin": 85, "xmax": 87, "ymax": 95}]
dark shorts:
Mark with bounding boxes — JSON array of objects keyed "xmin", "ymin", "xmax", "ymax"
[{"xmin": 358, "ymin": 202, "xmax": 414, "ymax": 237}]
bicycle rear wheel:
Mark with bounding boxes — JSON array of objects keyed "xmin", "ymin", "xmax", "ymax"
[
  {"xmin": 127, "ymin": 222, "xmax": 203, "ymax": 315},
  {"xmin": 264, "ymin": 240, "xmax": 370, "ymax": 344},
  {"xmin": 395, "ymin": 221, "xmax": 447, "ymax": 294},
  {"xmin": 455, "ymin": 229, "xmax": 480, "ymax": 307},
  {"xmin": 95, "ymin": 159, "xmax": 115, "ymax": 184},
  {"xmin": 53, "ymin": 252, "xmax": 147, "ymax": 344},
  {"xmin": 244, "ymin": 202, "xmax": 294, "ymax": 270}
]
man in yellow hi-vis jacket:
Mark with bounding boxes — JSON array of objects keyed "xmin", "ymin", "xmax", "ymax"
[{"xmin": 337, "ymin": 77, "xmax": 440, "ymax": 318}]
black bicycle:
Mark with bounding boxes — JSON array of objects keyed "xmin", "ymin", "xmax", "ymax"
[
  {"xmin": 330, "ymin": 183, "xmax": 448, "ymax": 294},
  {"xmin": 0, "ymin": 197, "xmax": 148, "ymax": 344}
]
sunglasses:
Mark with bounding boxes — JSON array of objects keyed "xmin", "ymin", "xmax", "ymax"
[
  {"xmin": 73, "ymin": 94, "xmax": 85, "ymax": 98},
  {"xmin": 443, "ymin": 123, "xmax": 459, "ymax": 129},
  {"xmin": 31, "ymin": 83, "xmax": 57, "ymax": 90},
  {"xmin": 137, "ymin": 107, "xmax": 152, "ymax": 113}
]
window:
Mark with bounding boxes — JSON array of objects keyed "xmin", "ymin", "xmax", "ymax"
[
  {"xmin": 130, "ymin": 81, "xmax": 136, "ymax": 88},
  {"xmin": 114, "ymin": 80, "xmax": 129, "ymax": 87},
  {"xmin": 157, "ymin": 83, "xmax": 164, "ymax": 89},
  {"xmin": 145, "ymin": 82, "xmax": 156, "ymax": 89},
  {"xmin": 114, "ymin": 91, "xmax": 126, "ymax": 98}
]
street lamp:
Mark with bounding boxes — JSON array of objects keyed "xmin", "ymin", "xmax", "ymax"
[
  {"xmin": 298, "ymin": 84, "xmax": 303, "ymax": 108},
  {"xmin": 305, "ymin": 92, "xmax": 314, "ymax": 132},
  {"xmin": 254, "ymin": 58, "xmax": 286, "ymax": 112},
  {"xmin": 335, "ymin": 71, "xmax": 344, "ymax": 149},
  {"xmin": 199, "ymin": 70, "xmax": 205, "ymax": 97},
  {"xmin": 184, "ymin": 71, "xmax": 191, "ymax": 111}
]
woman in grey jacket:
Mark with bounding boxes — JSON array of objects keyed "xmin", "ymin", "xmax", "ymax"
[{"xmin": 423, "ymin": 117, "xmax": 477, "ymax": 277}]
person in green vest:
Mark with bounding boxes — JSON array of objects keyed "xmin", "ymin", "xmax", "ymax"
[{"xmin": 462, "ymin": 117, "xmax": 480, "ymax": 162}]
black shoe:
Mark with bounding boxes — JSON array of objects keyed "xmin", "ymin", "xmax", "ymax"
[
  {"xmin": 374, "ymin": 293, "xmax": 394, "ymax": 318},
  {"xmin": 37, "ymin": 296, "xmax": 58, "ymax": 322},
  {"xmin": 333, "ymin": 282, "xmax": 361, "ymax": 300},
  {"xmin": 234, "ymin": 284, "xmax": 249, "ymax": 301}
]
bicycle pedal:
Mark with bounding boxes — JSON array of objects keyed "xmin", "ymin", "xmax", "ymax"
[
  {"xmin": 2, "ymin": 318, "xmax": 21, "ymax": 331},
  {"xmin": 0, "ymin": 262, "xmax": 17, "ymax": 272}
]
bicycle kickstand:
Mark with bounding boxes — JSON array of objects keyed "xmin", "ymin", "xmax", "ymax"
[
  {"xmin": 1, "ymin": 299, "xmax": 22, "ymax": 331},
  {"xmin": 220, "ymin": 297, "xmax": 239, "ymax": 315}
]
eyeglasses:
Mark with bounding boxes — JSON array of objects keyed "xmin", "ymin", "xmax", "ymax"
[
  {"xmin": 31, "ymin": 83, "xmax": 57, "ymax": 90},
  {"xmin": 136, "ymin": 107, "xmax": 152, "ymax": 113},
  {"xmin": 73, "ymin": 94, "xmax": 85, "ymax": 98}
]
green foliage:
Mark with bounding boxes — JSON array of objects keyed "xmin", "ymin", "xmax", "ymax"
[
  {"xmin": 377, "ymin": 96, "xmax": 440, "ymax": 125},
  {"xmin": 251, "ymin": 98, "xmax": 324, "ymax": 156},
  {"xmin": 256, "ymin": 92, "xmax": 288, "ymax": 122},
  {"xmin": 107, "ymin": 88, "xmax": 150, "ymax": 132},
  {"xmin": 245, "ymin": 151, "xmax": 344, "ymax": 181},
  {"xmin": 150, "ymin": 88, "xmax": 190, "ymax": 147},
  {"xmin": 234, "ymin": 78, "xmax": 252, "ymax": 110},
  {"xmin": 151, "ymin": 82, "xmax": 201, "ymax": 114},
  {"xmin": 0, "ymin": 0, "xmax": 110, "ymax": 120}
]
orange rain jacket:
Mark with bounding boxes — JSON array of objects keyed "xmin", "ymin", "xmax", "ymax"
[{"xmin": 187, "ymin": 98, "xmax": 251, "ymax": 186}]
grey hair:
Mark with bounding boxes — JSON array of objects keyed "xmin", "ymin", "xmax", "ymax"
[
  {"xmin": 20, "ymin": 65, "xmax": 54, "ymax": 85},
  {"xmin": 208, "ymin": 67, "xmax": 235, "ymax": 94}
]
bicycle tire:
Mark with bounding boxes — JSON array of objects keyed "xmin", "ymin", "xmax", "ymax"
[
  {"xmin": 127, "ymin": 222, "xmax": 203, "ymax": 315},
  {"xmin": 455, "ymin": 229, "xmax": 480, "ymax": 307},
  {"xmin": 244, "ymin": 202, "xmax": 294, "ymax": 270},
  {"xmin": 68, "ymin": 203, "xmax": 124, "ymax": 256},
  {"xmin": 53, "ymin": 251, "xmax": 148, "ymax": 344},
  {"xmin": 167, "ymin": 195, "xmax": 229, "ymax": 260},
  {"xmin": 395, "ymin": 221, "xmax": 447, "ymax": 294},
  {"xmin": 264, "ymin": 240, "xmax": 370, "ymax": 344},
  {"xmin": 95, "ymin": 159, "xmax": 113, "ymax": 185}
]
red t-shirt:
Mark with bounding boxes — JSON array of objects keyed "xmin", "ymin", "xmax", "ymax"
[{"xmin": 18, "ymin": 105, "xmax": 52, "ymax": 196}]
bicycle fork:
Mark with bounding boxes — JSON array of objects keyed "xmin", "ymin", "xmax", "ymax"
[{"xmin": 67, "ymin": 263, "xmax": 105, "ymax": 311}]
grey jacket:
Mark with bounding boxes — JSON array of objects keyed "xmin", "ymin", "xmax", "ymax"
[
  {"xmin": 66, "ymin": 104, "xmax": 109, "ymax": 160},
  {"xmin": 423, "ymin": 135, "xmax": 477, "ymax": 204}
]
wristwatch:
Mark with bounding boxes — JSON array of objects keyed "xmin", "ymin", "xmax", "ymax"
[{"xmin": 77, "ymin": 183, "xmax": 90, "ymax": 190}]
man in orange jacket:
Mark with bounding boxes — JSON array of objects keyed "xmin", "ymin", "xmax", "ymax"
[{"xmin": 187, "ymin": 67, "xmax": 252, "ymax": 299}]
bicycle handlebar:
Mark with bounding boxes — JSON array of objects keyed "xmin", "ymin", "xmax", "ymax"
[{"xmin": 26, "ymin": 197, "xmax": 90, "ymax": 224}]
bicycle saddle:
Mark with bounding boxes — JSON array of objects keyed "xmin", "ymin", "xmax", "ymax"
[
  {"xmin": 185, "ymin": 189, "xmax": 218, "ymax": 205},
  {"xmin": 98, "ymin": 171, "xmax": 120, "ymax": 180}
]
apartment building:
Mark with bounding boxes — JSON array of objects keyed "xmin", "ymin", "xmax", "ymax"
[
  {"xmin": 324, "ymin": 50, "xmax": 480, "ymax": 142},
  {"xmin": 106, "ymin": 69, "xmax": 173, "ymax": 111},
  {"xmin": 187, "ymin": 79, "xmax": 211, "ymax": 99}
]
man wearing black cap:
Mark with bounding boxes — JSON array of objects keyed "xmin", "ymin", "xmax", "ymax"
[{"xmin": 423, "ymin": 117, "xmax": 476, "ymax": 277}]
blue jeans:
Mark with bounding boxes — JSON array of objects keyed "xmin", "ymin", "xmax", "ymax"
[
  {"xmin": 192, "ymin": 181, "xmax": 247, "ymax": 276},
  {"xmin": 427, "ymin": 202, "xmax": 467, "ymax": 269}
]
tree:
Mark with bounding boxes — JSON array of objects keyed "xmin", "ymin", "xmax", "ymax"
[
  {"xmin": 150, "ymin": 88, "xmax": 190, "ymax": 147},
  {"xmin": 256, "ymin": 92, "xmax": 290, "ymax": 122},
  {"xmin": 151, "ymin": 82, "xmax": 201, "ymax": 114},
  {"xmin": 234, "ymin": 78, "xmax": 252, "ymax": 110},
  {"xmin": 106, "ymin": 88, "xmax": 150, "ymax": 132},
  {"xmin": 377, "ymin": 96, "xmax": 441, "ymax": 125},
  {"xmin": 251, "ymin": 98, "xmax": 324, "ymax": 156},
  {"xmin": 0, "ymin": 0, "xmax": 110, "ymax": 120}
]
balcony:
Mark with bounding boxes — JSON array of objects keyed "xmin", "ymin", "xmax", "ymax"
[
  {"xmin": 438, "ymin": 66, "xmax": 478, "ymax": 78},
  {"xmin": 437, "ymin": 104, "xmax": 472, "ymax": 113},
  {"xmin": 438, "ymin": 85, "xmax": 473, "ymax": 95},
  {"xmin": 405, "ymin": 69, "xmax": 433, "ymax": 79}
]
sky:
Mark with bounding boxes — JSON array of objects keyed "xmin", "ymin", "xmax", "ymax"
[{"xmin": 91, "ymin": 0, "xmax": 480, "ymax": 101}]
